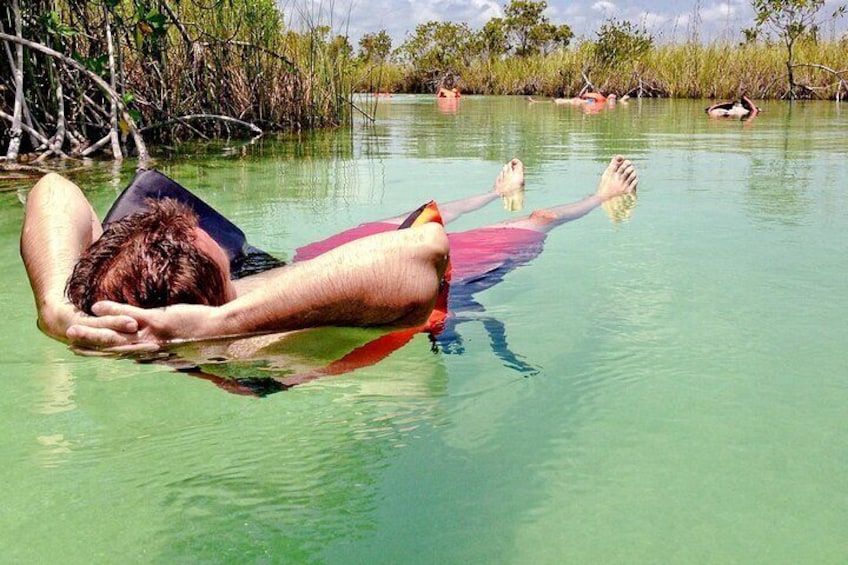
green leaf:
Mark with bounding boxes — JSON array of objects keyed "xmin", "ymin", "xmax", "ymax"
[
  {"xmin": 78, "ymin": 54, "xmax": 108, "ymax": 75},
  {"xmin": 147, "ymin": 12, "xmax": 167, "ymax": 31},
  {"xmin": 39, "ymin": 11, "xmax": 78, "ymax": 37}
]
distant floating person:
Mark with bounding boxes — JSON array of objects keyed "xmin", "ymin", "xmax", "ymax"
[
  {"xmin": 706, "ymin": 95, "xmax": 760, "ymax": 120},
  {"xmin": 552, "ymin": 96, "xmax": 583, "ymax": 105},
  {"xmin": 581, "ymin": 92, "xmax": 608, "ymax": 104},
  {"xmin": 546, "ymin": 92, "xmax": 617, "ymax": 107},
  {"xmin": 437, "ymin": 87, "xmax": 461, "ymax": 99}
]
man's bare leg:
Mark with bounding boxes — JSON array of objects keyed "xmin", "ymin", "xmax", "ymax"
[
  {"xmin": 381, "ymin": 158, "xmax": 526, "ymax": 225},
  {"xmin": 490, "ymin": 156, "xmax": 638, "ymax": 233}
]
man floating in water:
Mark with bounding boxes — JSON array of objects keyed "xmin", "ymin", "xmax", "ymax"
[
  {"xmin": 705, "ymin": 95, "xmax": 761, "ymax": 120},
  {"xmin": 20, "ymin": 156, "xmax": 638, "ymax": 358}
]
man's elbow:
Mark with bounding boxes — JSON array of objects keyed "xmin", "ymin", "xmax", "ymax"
[
  {"xmin": 30, "ymin": 173, "xmax": 66, "ymax": 197},
  {"xmin": 417, "ymin": 223, "xmax": 450, "ymax": 277},
  {"xmin": 393, "ymin": 224, "xmax": 449, "ymax": 327}
]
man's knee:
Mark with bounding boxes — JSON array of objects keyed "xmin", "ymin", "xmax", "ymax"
[{"xmin": 529, "ymin": 209, "xmax": 556, "ymax": 223}]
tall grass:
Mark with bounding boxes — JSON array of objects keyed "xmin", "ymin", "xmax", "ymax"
[{"xmin": 373, "ymin": 39, "xmax": 847, "ymax": 100}]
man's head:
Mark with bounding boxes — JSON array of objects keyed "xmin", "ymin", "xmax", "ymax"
[{"xmin": 66, "ymin": 198, "xmax": 235, "ymax": 315}]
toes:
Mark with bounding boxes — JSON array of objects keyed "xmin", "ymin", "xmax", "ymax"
[
  {"xmin": 609, "ymin": 156, "xmax": 628, "ymax": 175},
  {"xmin": 616, "ymin": 159, "xmax": 639, "ymax": 193},
  {"xmin": 499, "ymin": 159, "xmax": 525, "ymax": 185}
]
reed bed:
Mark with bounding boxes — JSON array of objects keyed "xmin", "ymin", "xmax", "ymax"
[{"xmin": 369, "ymin": 39, "xmax": 847, "ymax": 101}]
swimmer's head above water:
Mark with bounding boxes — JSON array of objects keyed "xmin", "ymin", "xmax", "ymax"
[{"xmin": 65, "ymin": 198, "xmax": 236, "ymax": 315}]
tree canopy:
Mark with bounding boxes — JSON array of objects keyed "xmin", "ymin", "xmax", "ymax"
[
  {"xmin": 749, "ymin": 0, "xmax": 847, "ymax": 96},
  {"xmin": 504, "ymin": 0, "xmax": 572, "ymax": 56}
]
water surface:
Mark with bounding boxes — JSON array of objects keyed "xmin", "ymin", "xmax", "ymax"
[{"xmin": 1, "ymin": 97, "xmax": 846, "ymax": 563}]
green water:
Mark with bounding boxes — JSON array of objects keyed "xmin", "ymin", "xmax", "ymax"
[{"xmin": 1, "ymin": 97, "xmax": 847, "ymax": 563}]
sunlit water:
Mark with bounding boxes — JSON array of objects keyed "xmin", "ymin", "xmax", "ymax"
[{"xmin": 1, "ymin": 97, "xmax": 846, "ymax": 563}]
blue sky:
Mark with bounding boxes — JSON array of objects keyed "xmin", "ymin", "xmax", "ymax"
[{"xmin": 282, "ymin": 0, "xmax": 848, "ymax": 48}]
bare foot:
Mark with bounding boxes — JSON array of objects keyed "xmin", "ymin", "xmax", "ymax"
[
  {"xmin": 596, "ymin": 155, "xmax": 638, "ymax": 201},
  {"xmin": 494, "ymin": 158, "xmax": 525, "ymax": 195},
  {"xmin": 494, "ymin": 158, "xmax": 525, "ymax": 211},
  {"xmin": 597, "ymin": 156, "xmax": 638, "ymax": 223}
]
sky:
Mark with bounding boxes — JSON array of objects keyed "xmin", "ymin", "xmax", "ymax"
[{"xmin": 281, "ymin": 0, "xmax": 848, "ymax": 48}]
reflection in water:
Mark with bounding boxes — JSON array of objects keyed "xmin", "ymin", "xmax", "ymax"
[
  {"xmin": 602, "ymin": 191, "xmax": 638, "ymax": 223},
  {"xmin": 741, "ymin": 106, "xmax": 832, "ymax": 226},
  {"xmin": 746, "ymin": 155, "xmax": 814, "ymax": 225},
  {"xmin": 437, "ymin": 97, "xmax": 460, "ymax": 115},
  {"xmin": 152, "ymin": 326, "xmax": 399, "ymax": 396},
  {"xmin": 146, "ymin": 340, "xmax": 450, "ymax": 563},
  {"xmin": 436, "ymin": 315, "xmax": 539, "ymax": 375},
  {"xmin": 33, "ymin": 355, "xmax": 77, "ymax": 415},
  {"xmin": 151, "ymin": 278, "xmax": 543, "ymax": 396},
  {"xmin": 30, "ymin": 351, "xmax": 81, "ymax": 469},
  {"xmin": 34, "ymin": 434, "xmax": 74, "ymax": 469}
]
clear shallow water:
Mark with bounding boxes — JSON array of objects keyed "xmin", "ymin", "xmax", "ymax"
[{"xmin": 1, "ymin": 97, "xmax": 847, "ymax": 563}]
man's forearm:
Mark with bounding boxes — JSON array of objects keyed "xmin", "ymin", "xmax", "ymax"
[
  {"xmin": 21, "ymin": 174, "xmax": 102, "ymax": 337},
  {"xmin": 221, "ymin": 224, "xmax": 449, "ymax": 335}
]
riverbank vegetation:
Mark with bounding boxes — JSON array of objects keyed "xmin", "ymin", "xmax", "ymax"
[
  {"xmin": 356, "ymin": 0, "xmax": 847, "ymax": 100},
  {"xmin": 1, "ymin": 0, "xmax": 355, "ymax": 163},
  {"xmin": 359, "ymin": 35, "xmax": 847, "ymax": 100},
  {"xmin": 2, "ymin": 0, "xmax": 846, "ymax": 164}
]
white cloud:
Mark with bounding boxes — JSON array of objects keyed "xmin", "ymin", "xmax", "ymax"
[
  {"xmin": 700, "ymin": 2, "xmax": 738, "ymax": 23},
  {"xmin": 639, "ymin": 11, "xmax": 697, "ymax": 41},
  {"xmin": 592, "ymin": 1, "xmax": 617, "ymax": 15},
  {"xmin": 279, "ymin": 0, "xmax": 847, "ymax": 47},
  {"xmin": 640, "ymin": 11, "xmax": 669, "ymax": 28},
  {"xmin": 298, "ymin": 0, "xmax": 504, "ymax": 45}
]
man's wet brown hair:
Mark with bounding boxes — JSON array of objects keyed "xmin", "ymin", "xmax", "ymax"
[{"xmin": 66, "ymin": 199, "xmax": 230, "ymax": 315}]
